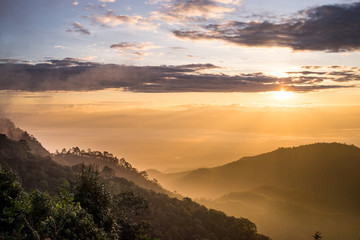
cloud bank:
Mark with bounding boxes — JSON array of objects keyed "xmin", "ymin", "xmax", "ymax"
[
  {"xmin": 0, "ymin": 59, "xmax": 358, "ymax": 93},
  {"xmin": 173, "ymin": 2, "xmax": 360, "ymax": 52}
]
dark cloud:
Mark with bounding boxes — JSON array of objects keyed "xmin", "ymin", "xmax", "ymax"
[
  {"xmin": 173, "ymin": 2, "xmax": 360, "ymax": 52},
  {"xmin": 110, "ymin": 42, "xmax": 139, "ymax": 49},
  {"xmin": 67, "ymin": 22, "xmax": 91, "ymax": 35},
  {"xmin": 0, "ymin": 59, "xmax": 357, "ymax": 93},
  {"xmin": 110, "ymin": 42, "xmax": 153, "ymax": 50},
  {"xmin": 301, "ymin": 66, "xmax": 323, "ymax": 70}
]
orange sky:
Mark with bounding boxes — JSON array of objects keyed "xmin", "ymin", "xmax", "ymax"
[{"xmin": 2, "ymin": 88, "xmax": 360, "ymax": 171}]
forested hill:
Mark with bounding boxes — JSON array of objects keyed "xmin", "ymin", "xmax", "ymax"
[
  {"xmin": 0, "ymin": 134, "xmax": 270, "ymax": 240},
  {"xmin": 0, "ymin": 118, "xmax": 170, "ymax": 195},
  {"xmin": 0, "ymin": 118, "xmax": 50, "ymax": 157},
  {"xmin": 52, "ymin": 147, "xmax": 170, "ymax": 195}
]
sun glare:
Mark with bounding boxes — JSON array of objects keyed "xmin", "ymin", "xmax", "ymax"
[{"xmin": 273, "ymin": 89, "xmax": 293, "ymax": 100}]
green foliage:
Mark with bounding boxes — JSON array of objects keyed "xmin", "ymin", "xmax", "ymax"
[
  {"xmin": 0, "ymin": 163, "xmax": 24, "ymax": 239},
  {"xmin": 71, "ymin": 165, "xmax": 115, "ymax": 237},
  {"xmin": 0, "ymin": 164, "xmax": 109, "ymax": 240},
  {"xmin": 42, "ymin": 184, "xmax": 108, "ymax": 240}
]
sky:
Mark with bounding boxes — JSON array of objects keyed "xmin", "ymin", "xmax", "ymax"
[{"xmin": 1, "ymin": 0, "xmax": 360, "ymax": 171}]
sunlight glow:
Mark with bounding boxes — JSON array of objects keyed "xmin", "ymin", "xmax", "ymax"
[{"xmin": 273, "ymin": 89, "xmax": 293, "ymax": 100}]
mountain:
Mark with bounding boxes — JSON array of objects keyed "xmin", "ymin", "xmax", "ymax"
[
  {"xmin": 0, "ymin": 118, "xmax": 50, "ymax": 157},
  {"xmin": 52, "ymin": 147, "xmax": 173, "ymax": 195},
  {"xmin": 0, "ymin": 118, "xmax": 171, "ymax": 195},
  {"xmin": 0, "ymin": 133, "xmax": 73, "ymax": 193},
  {"xmin": 0, "ymin": 133, "xmax": 269, "ymax": 240},
  {"xmin": 147, "ymin": 143, "xmax": 360, "ymax": 240}
]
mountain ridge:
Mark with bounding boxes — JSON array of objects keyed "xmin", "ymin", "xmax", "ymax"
[
  {"xmin": 147, "ymin": 142, "xmax": 360, "ymax": 240},
  {"xmin": 148, "ymin": 142, "xmax": 360, "ymax": 199},
  {"xmin": 0, "ymin": 118, "xmax": 173, "ymax": 196}
]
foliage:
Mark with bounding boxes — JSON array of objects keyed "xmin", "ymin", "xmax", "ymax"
[
  {"xmin": 0, "ymin": 163, "xmax": 109, "ymax": 240},
  {"xmin": 0, "ymin": 163, "xmax": 24, "ymax": 239}
]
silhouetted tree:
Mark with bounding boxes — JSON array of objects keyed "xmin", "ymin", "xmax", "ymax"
[{"xmin": 313, "ymin": 231, "xmax": 322, "ymax": 240}]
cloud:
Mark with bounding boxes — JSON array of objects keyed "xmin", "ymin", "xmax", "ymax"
[
  {"xmin": 84, "ymin": 3, "xmax": 106, "ymax": 10},
  {"xmin": 110, "ymin": 42, "xmax": 154, "ymax": 51},
  {"xmin": 170, "ymin": 47, "xmax": 187, "ymax": 50},
  {"xmin": 67, "ymin": 22, "xmax": 91, "ymax": 35},
  {"xmin": 172, "ymin": 2, "xmax": 360, "ymax": 52},
  {"xmin": 213, "ymin": 0, "xmax": 241, "ymax": 5},
  {"xmin": 146, "ymin": 0, "xmax": 171, "ymax": 4},
  {"xmin": 0, "ymin": 59, "xmax": 357, "ymax": 93},
  {"xmin": 153, "ymin": 0, "xmax": 237, "ymax": 23},
  {"xmin": 91, "ymin": 10, "xmax": 158, "ymax": 31},
  {"xmin": 99, "ymin": 0, "xmax": 115, "ymax": 2},
  {"xmin": 72, "ymin": 1, "xmax": 79, "ymax": 6},
  {"xmin": 110, "ymin": 42, "xmax": 157, "ymax": 57},
  {"xmin": 54, "ymin": 45, "xmax": 66, "ymax": 49}
]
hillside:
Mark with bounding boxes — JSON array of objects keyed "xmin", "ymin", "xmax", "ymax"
[
  {"xmin": 0, "ymin": 118, "xmax": 50, "ymax": 157},
  {"xmin": 0, "ymin": 118, "xmax": 171, "ymax": 195},
  {"xmin": 147, "ymin": 143, "xmax": 360, "ymax": 240},
  {"xmin": 52, "ymin": 148, "xmax": 172, "ymax": 195},
  {"xmin": 0, "ymin": 134, "xmax": 269, "ymax": 240}
]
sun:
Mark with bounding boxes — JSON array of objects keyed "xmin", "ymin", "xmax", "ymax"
[{"xmin": 273, "ymin": 89, "xmax": 293, "ymax": 100}]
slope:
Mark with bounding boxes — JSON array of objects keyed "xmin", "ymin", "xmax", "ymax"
[{"xmin": 0, "ymin": 118, "xmax": 172, "ymax": 195}]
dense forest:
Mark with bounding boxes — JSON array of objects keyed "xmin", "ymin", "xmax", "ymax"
[{"xmin": 0, "ymin": 133, "xmax": 270, "ymax": 240}]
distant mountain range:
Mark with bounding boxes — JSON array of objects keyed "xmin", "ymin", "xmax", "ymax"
[{"xmin": 147, "ymin": 143, "xmax": 360, "ymax": 240}]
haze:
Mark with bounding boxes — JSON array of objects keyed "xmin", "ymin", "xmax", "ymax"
[{"xmin": 2, "ymin": 90, "xmax": 360, "ymax": 171}]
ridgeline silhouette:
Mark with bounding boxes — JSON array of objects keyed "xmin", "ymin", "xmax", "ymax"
[{"xmin": 147, "ymin": 143, "xmax": 360, "ymax": 240}]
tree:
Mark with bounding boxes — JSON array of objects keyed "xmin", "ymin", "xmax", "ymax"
[
  {"xmin": 113, "ymin": 191, "xmax": 151, "ymax": 240},
  {"xmin": 313, "ymin": 231, "xmax": 322, "ymax": 240},
  {"xmin": 101, "ymin": 166, "xmax": 115, "ymax": 180},
  {"xmin": 71, "ymin": 165, "xmax": 115, "ymax": 235},
  {"xmin": 43, "ymin": 183, "xmax": 109, "ymax": 240},
  {"xmin": 20, "ymin": 190, "xmax": 52, "ymax": 240},
  {"xmin": 0, "ymin": 164, "xmax": 23, "ymax": 239},
  {"xmin": 0, "ymin": 164, "xmax": 109, "ymax": 240}
]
